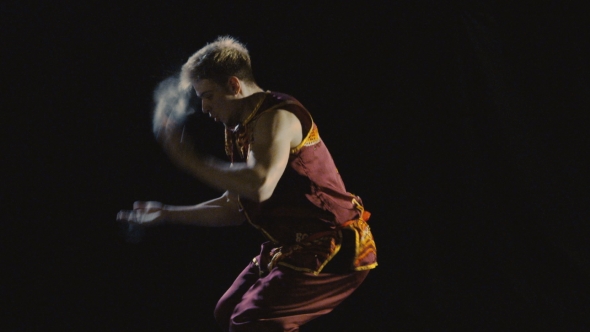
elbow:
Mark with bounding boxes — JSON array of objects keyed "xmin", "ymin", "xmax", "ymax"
[
  {"xmin": 255, "ymin": 185, "xmax": 274, "ymax": 203},
  {"xmin": 247, "ymin": 186, "xmax": 274, "ymax": 204},
  {"xmin": 245, "ymin": 175, "xmax": 276, "ymax": 203}
]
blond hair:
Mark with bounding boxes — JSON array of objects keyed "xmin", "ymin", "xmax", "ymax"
[{"xmin": 180, "ymin": 36, "xmax": 255, "ymax": 90}]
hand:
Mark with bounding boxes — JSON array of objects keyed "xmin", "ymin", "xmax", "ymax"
[{"xmin": 117, "ymin": 201, "xmax": 165, "ymax": 226}]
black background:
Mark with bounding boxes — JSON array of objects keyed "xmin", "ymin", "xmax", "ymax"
[{"xmin": 3, "ymin": 1, "xmax": 589, "ymax": 331}]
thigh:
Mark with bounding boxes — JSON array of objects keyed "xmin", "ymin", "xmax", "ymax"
[
  {"xmin": 215, "ymin": 257, "xmax": 261, "ymax": 331},
  {"xmin": 229, "ymin": 267, "xmax": 370, "ymax": 332}
]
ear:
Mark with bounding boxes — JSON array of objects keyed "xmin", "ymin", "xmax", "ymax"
[{"xmin": 227, "ymin": 76, "xmax": 241, "ymax": 95}]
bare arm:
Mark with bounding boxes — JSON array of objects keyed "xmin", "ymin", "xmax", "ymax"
[
  {"xmin": 117, "ymin": 191, "xmax": 244, "ymax": 227},
  {"xmin": 117, "ymin": 109, "xmax": 300, "ymax": 227},
  {"xmin": 161, "ymin": 109, "xmax": 302, "ymax": 202}
]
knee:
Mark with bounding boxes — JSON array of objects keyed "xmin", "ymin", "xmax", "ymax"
[
  {"xmin": 228, "ymin": 307, "xmax": 299, "ymax": 332},
  {"xmin": 227, "ymin": 308, "xmax": 258, "ymax": 332}
]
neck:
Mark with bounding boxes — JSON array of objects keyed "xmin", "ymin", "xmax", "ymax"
[
  {"xmin": 237, "ymin": 91, "xmax": 267, "ymax": 127},
  {"xmin": 239, "ymin": 82, "xmax": 264, "ymax": 98},
  {"xmin": 235, "ymin": 82, "xmax": 266, "ymax": 125}
]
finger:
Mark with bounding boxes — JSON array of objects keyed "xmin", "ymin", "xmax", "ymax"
[{"xmin": 117, "ymin": 210, "xmax": 131, "ymax": 221}]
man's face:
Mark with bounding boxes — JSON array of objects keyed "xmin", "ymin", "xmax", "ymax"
[{"xmin": 192, "ymin": 79, "xmax": 237, "ymax": 126}]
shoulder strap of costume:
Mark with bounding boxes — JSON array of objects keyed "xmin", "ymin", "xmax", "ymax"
[{"xmin": 255, "ymin": 100, "xmax": 318, "ymax": 154}]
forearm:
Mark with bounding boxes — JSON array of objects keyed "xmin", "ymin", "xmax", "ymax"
[
  {"xmin": 162, "ymin": 109, "xmax": 296, "ymax": 202},
  {"xmin": 182, "ymin": 156, "xmax": 267, "ymax": 202},
  {"xmin": 161, "ymin": 192, "xmax": 245, "ymax": 227}
]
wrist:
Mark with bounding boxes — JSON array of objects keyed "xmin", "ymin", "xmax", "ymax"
[{"xmin": 159, "ymin": 205, "xmax": 170, "ymax": 223}]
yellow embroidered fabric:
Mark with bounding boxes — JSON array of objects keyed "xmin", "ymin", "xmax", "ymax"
[{"xmin": 291, "ymin": 123, "xmax": 321, "ymax": 154}]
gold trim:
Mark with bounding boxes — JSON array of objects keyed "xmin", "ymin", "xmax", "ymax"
[
  {"xmin": 351, "ymin": 197, "xmax": 364, "ymax": 267},
  {"xmin": 237, "ymin": 154, "xmax": 377, "ymax": 274},
  {"xmin": 290, "ymin": 107, "xmax": 320, "ymax": 154},
  {"xmin": 277, "ymin": 262, "xmax": 319, "ymax": 274},
  {"xmin": 285, "ymin": 230, "xmax": 344, "ymax": 276},
  {"xmin": 251, "ymin": 99, "xmax": 319, "ymax": 155},
  {"xmin": 241, "ymin": 93, "xmax": 267, "ymax": 127},
  {"xmin": 237, "ymin": 197, "xmax": 279, "ymax": 244},
  {"xmin": 346, "ymin": 197, "xmax": 378, "ymax": 271},
  {"xmin": 291, "ymin": 123, "xmax": 320, "ymax": 154},
  {"xmin": 315, "ymin": 234, "xmax": 342, "ymax": 274},
  {"xmin": 354, "ymin": 262, "xmax": 378, "ymax": 271},
  {"xmin": 272, "ymin": 230, "xmax": 343, "ymax": 276}
]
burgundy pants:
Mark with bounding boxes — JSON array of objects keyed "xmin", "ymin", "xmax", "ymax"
[{"xmin": 214, "ymin": 256, "xmax": 369, "ymax": 332}]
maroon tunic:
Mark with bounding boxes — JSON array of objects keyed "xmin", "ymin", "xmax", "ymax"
[
  {"xmin": 225, "ymin": 92, "xmax": 377, "ymax": 275},
  {"xmin": 216, "ymin": 92, "xmax": 375, "ymax": 331}
]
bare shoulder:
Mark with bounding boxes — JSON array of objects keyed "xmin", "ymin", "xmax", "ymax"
[
  {"xmin": 253, "ymin": 109, "xmax": 302, "ymax": 147},
  {"xmin": 255, "ymin": 108, "xmax": 300, "ymax": 129}
]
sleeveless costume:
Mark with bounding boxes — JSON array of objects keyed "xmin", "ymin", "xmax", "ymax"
[{"xmin": 215, "ymin": 92, "xmax": 377, "ymax": 331}]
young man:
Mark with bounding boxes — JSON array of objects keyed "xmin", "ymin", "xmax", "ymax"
[{"xmin": 117, "ymin": 36, "xmax": 377, "ymax": 331}]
